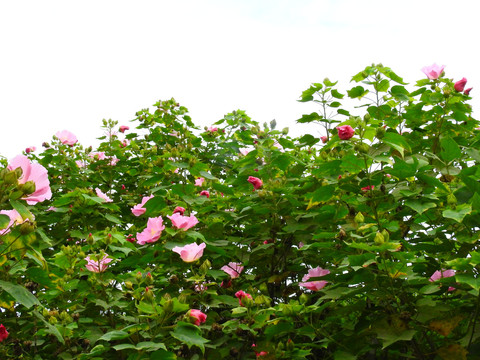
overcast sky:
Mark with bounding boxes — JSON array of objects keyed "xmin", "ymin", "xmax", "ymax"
[{"xmin": 1, "ymin": 0, "xmax": 478, "ymax": 159}]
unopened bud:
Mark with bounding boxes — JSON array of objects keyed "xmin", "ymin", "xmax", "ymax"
[
  {"xmin": 163, "ymin": 299, "xmax": 174, "ymax": 313},
  {"xmin": 143, "ymin": 287, "xmax": 154, "ymax": 302},
  {"xmin": 4, "ymin": 170, "xmax": 18, "ymax": 184},
  {"xmin": 125, "ymin": 281, "xmax": 133, "ymax": 290},
  {"xmin": 447, "ymin": 193, "xmax": 457, "ymax": 205},
  {"xmin": 19, "ymin": 221, "xmax": 36, "ymax": 235},
  {"xmin": 136, "ymin": 271, "xmax": 143, "ymax": 283},
  {"xmin": 374, "ymin": 231, "xmax": 385, "ymax": 245},
  {"xmin": 242, "ymin": 295, "xmax": 254, "ymax": 308},
  {"xmin": 299, "ymin": 293, "xmax": 309, "ymax": 305},
  {"xmin": 286, "ymin": 339, "xmax": 295, "ymax": 351},
  {"xmin": 87, "ymin": 233, "xmax": 94, "ymax": 245},
  {"xmin": 21, "ymin": 180, "xmax": 36, "ymax": 195},
  {"xmin": 145, "ymin": 272, "xmax": 154, "ymax": 285},
  {"xmin": 282, "ymin": 127, "xmax": 289, "ymax": 135},
  {"xmin": 354, "ymin": 212, "xmax": 365, "ymax": 224},
  {"xmin": 376, "ymin": 126, "xmax": 386, "ymax": 139},
  {"xmin": 381, "ymin": 229, "xmax": 390, "ymax": 242}
]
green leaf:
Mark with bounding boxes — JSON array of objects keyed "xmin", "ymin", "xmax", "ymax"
[
  {"xmin": 0, "ymin": 214, "xmax": 10, "ymax": 230},
  {"xmin": 440, "ymin": 136, "xmax": 461, "ymax": 163},
  {"xmin": 390, "ymin": 85, "xmax": 410, "ymax": 101},
  {"xmin": 33, "ymin": 310, "xmax": 65, "ymax": 344},
  {"xmin": 136, "ymin": 342, "xmax": 167, "ymax": 351},
  {"xmin": 309, "ymin": 185, "xmax": 336, "ymax": 203},
  {"xmin": 456, "ymin": 274, "xmax": 480, "ymax": 291},
  {"xmin": 374, "ymin": 79, "xmax": 390, "ymax": 92},
  {"xmin": 443, "ymin": 204, "xmax": 472, "ymax": 223},
  {"xmin": 383, "ymin": 132, "xmax": 411, "ymax": 156},
  {"xmin": 113, "ymin": 344, "xmax": 136, "ymax": 351},
  {"xmin": 347, "ymin": 86, "xmax": 369, "ymax": 99},
  {"xmin": 296, "ymin": 112, "xmax": 322, "ymax": 123},
  {"xmin": 331, "ymin": 89, "xmax": 344, "ymax": 99},
  {"xmin": 99, "ymin": 330, "xmax": 130, "ymax": 341},
  {"xmin": 170, "ymin": 322, "xmax": 209, "ymax": 353},
  {"xmin": 104, "ymin": 214, "xmax": 122, "ymax": 225},
  {"xmin": 9, "ymin": 199, "xmax": 34, "ymax": 221},
  {"xmin": 404, "ymin": 200, "xmax": 436, "ymax": 214},
  {"xmin": 0, "ymin": 280, "xmax": 40, "ymax": 308},
  {"xmin": 298, "ymin": 83, "xmax": 323, "ymax": 102},
  {"xmin": 199, "ymin": 171, "xmax": 217, "ymax": 180}
]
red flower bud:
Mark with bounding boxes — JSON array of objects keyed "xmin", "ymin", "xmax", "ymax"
[{"xmin": 454, "ymin": 78, "xmax": 467, "ymax": 92}]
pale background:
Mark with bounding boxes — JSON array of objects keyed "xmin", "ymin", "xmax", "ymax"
[{"xmin": 1, "ymin": 0, "xmax": 478, "ymax": 158}]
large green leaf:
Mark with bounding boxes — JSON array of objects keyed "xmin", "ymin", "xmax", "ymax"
[
  {"xmin": 0, "ymin": 280, "xmax": 40, "ymax": 308},
  {"xmin": 443, "ymin": 204, "xmax": 472, "ymax": 223},
  {"xmin": 170, "ymin": 322, "xmax": 209, "ymax": 353}
]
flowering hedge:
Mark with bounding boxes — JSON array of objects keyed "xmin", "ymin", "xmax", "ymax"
[{"xmin": 0, "ymin": 63, "xmax": 479, "ymax": 359}]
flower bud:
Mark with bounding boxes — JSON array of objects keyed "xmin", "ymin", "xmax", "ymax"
[
  {"xmin": 354, "ymin": 212, "xmax": 365, "ymax": 224},
  {"xmin": 19, "ymin": 221, "xmax": 36, "ymax": 235},
  {"xmin": 145, "ymin": 272, "xmax": 154, "ymax": 285},
  {"xmin": 376, "ymin": 127, "xmax": 386, "ymax": 139},
  {"xmin": 49, "ymin": 316, "xmax": 58, "ymax": 324},
  {"xmin": 136, "ymin": 271, "xmax": 143, "ymax": 283},
  {"xmin": 4, "ymin": 170, "xmax": 18, "ymax": 185},
  {"xmin": 199, "ymin": 259, "xmax": 211, "ymax": 275},
  {"xmin": 242, "ymin": 295, "xmax": 254, "ymax": 308},
  {"xmin": 21, "ymin": 180, "xmax": 36, "ymax": 195},
  {"xmin": 286, "ymin": 339, "xmax": 295, "ymax": 351},
  {"xmin": 374, "ymin": 231, "xmax": 385, "ymax": 245},
  {"xmin": 143, "ymin": 287, "xmax": 154, "ymax": 302},
  {"xmin": 299, "ymin": 293, "xmax": 309, "ymax": 305},
  {"xmin": 447, "ymin": 193, "xmax": 457, "ymax": 205},
  {"xmin": 381, "ymin": 229, "xmax": 390, "ymax": 242},
  {"xmin": 282, "ymin": 127, "xmax": 289, "ymax": 135},
  {"xmin": 163, "ymin": 299, "xmax": 174, "ymax": 313},
  {"xmin": 87, "ymin": 233, "xmax": 94, "ymax": 245},
  {"xmin": 124, "ymin": 281, "xmax": 133, "ymax": 290}
]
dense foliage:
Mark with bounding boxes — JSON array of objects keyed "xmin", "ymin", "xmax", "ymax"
[{"xmin": 1, "ymin": 64, "xmax": 479, "ymax": 359}]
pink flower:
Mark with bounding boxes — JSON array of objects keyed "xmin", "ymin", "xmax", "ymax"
[
  {"xmin": 0, "ymin": 209, "xmax": 32, "ymax": 235},
  {"xmin": 136, "ymin": 216, "xmax": 165, "ymax": 245},
  {"xmin": 0, "ymin": 324, "xmax": 8, "ymax": 342},
  {"xmin": 167, "ymin": 213, "xmax": 199, "ymax": 231},
  {"xmin": 464, "ymin": 87, "xmax": 473, "ymax": 95},
  {"xmin": 239, "ymin": 148, "xmax": 251, "ymax": 156},
  {"xmin": 421, "ymin": 63, "xmax": 445, "ymax": 80},
  {"xmin": 337, "ymin": 125, "xmax": 355, "ymax": 140},
  {"xmin": 119, "ymin": 125, "xmax": 129, "ymax": 133},
  {"xmin": 235, "ymin": 290, "xmax": 252, "ymax": 306},
  {"xmin": 429, "ymin": 269, "xmax": 456, "ymax": 282},
  {"xmin": 321, "ymin": 136, "xmax": 328, "ymax": 143},
  {"xmin": 75, "ymin": 160, "xmax": 86, "ymax": 168},
  {"xmin": 8, "ymin": 155, "xmax": 52, "ymax": 205},
  {"xmin": 172, "ymin": 242, "xmax": 206, "ymax": 262},
  {"xmin": 299, "ymin": 267, "xmax": 330, "ymax": 291},
  {"xmin": 95, "ymin": 188, "xmax": 113, "ymax": 202},
  {"xmin": 189, "ymin": 309, "xmax": 207, "ymax": 326},
  {"xmin": 248, "ymin": 176, "xmax": 263, "ymax": 190},
  {"xmin": 108, "ymin": 156, "xmax": 119, "ymax": 166},
  {"xmin": 454, "ymin": 77, "xmax": 467, "ymax": 92},
  {"xmin": 85, "ymin": 253, "xmax": 113, "ymax": 273},
  {"xmin": 131, "ymin": 195, "xmax": 154, "ymax": 216},
  {"xmin": 361, "ymin": 185, "xmax": 374, "ymax": 192},
  {"xmin": 169, "ymin": 130, "xmax": 180, "ymax": 137},
  {"xmin": 25, "ymin": 146, "xmax": 36, "ymax": 153},
  {"xmin": 173, "ymin": 206, "xmax": 186, "ymax": 215},
  {"xmin": 88, "ymin": 152, "xmax": 106, "ymax": 160},
  {"xmin": 199, "ymin": 190, "xmax": 210, "ymax": 198},
  {"xmin": 195, "ymin": 177, "xmax": 205, "ymax": 187},
  {"xmin": 207, "ymin": 126, "xmax": 218, "ymax": 133},
  {"xmin": 221, "ymin": 262, "xmax": 244, "ymax": 279},
  {"xmin": 55, "ymin": 130, "xmax": 78, "ymax": 145}
]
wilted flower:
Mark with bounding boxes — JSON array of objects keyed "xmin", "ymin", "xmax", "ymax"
[
  {"xmin": 85, "ymin": 253, "xmax": 113, "ymax": 273},
  {"xmin": 132, "ymin": 195, "xmax": 154, "ymax": 216},
  {"xmin": 247, "ymin": 176, "xmax": 263, "ymax": 190},
  {"xmin": 321, "ymin": 136, "xmax": 327, "ymax": 143},
  {"xmin": 55, "ymin": 130, "xmax": 78, "ymax": 145},
  {"xmin": 221, "ymin": 262, "xmax": 244, "ymax": 279},
  {"xmin": 136, "ymin": 216, "xmax": 165, "ymax": 245},
  {"xmin": 172, "ymin": 242, "xmax": 206, "ymax": 262},
  {"xmin": 421, "ymin": 63, "xmax": 445, "ymax": 80},
  {"xmin": 119, "ymin": 125, "xmax": 129, "ymax": 133},
  {"xmin": 0, "ymin": 324, "xmax": 8, "ymax": 342},
  {"xmin": 8, "ymin": 155, "xmax": 52, "ymax": 205},
  {"xmin": 337, "ymin": 125, "xmax": 355, "ymax": 140},
  {"xmin": 361, "ymin": 185, "xmax": 374, "ymax": 192},
  {"xmin": 464, "ymin": 87, "xmax": 473, "ymax": 95},
  {"xmin": 95, "ymin": 188, "xmax": 113, "ymax": 203},
  {"xmin": 199, "ymin": 190, "xmax": 210, "ymax": 198},
  {"xmin": 235, "ymin": 290, "xmax": 253, "ymax": 306},
  {"xmin": 299, "ymin": 267, "xmax": 330, "ymax": 291},
  {"xmin": 25, "ymin": 146, "xmax": 36, "ymax": 153},
  {"xmin": 173, "ymin": 206, "xmax": 186, "ymax": 215},
  {"xmin": 189, "ymin": 309, "xmax": 207, "ymax": 326},
  {"xmin": 454, "ymin": 77, "xmax": 467, "ymax": 92},
  {"xmin": 167, "ymin": 213, "xmax": 199, "ymax": 231},
  {"xmin": 195, "ymin": 177, "xmax": 205, "ymax": 187}
]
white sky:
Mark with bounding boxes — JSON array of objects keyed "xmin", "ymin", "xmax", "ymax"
[{"xmin": 1, "ymin": 0, "xmax": 479, "ymax": 159}]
